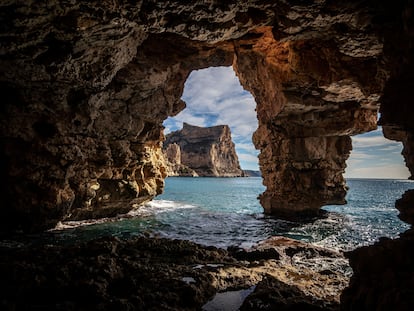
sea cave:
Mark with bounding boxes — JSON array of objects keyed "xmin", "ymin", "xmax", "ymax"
[{"xmin": 1, "ymin": 1, "xmax": 414, "ymax": 310}]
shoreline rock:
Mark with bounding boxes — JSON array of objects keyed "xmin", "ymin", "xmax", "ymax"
[
  {"xmin": 341, "ymin": 229, "xmax": 414, "ymax": 310},
  {"xmin": 0, "ymin": 235, "xmax": 349, "ymax": 310}
]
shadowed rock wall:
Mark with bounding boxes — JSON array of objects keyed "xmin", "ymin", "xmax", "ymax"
[{"xmin": 341, "ymin": 1, "xmax": 414, "ymax": 309}]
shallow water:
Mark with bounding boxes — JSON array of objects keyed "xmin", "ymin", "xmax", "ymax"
[
  {"xmin": 202, "ymin": 286, "xmax": 256, "ymax": 311},
  {"xmin": 5, "ymin": 178, "xmax": 412, "ymax": 251}
]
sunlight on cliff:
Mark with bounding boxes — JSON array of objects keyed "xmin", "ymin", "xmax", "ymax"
[{"xmin": 163, "ymin": 66, "xmax": 260, "ymax": 172}]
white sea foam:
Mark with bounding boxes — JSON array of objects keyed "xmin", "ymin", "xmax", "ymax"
[
  {"xmin": 52, "ymin": 217, "xmax": 117, "ymax": 230},
  {"xmin": 127, "ymin": 200, "xmax": 197, "ymax": 217},
  {"xmin": 47, "ymin": 178, "xmax": 411, "ymax": 253},
  {"xmin": 51, "ymin": 200, "xmax": 197, "ymax": 231}
]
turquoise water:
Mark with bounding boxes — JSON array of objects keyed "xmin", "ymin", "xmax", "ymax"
[{"xmin": 45, "ymin": 177, "xmax": 413, "ymax": 251}]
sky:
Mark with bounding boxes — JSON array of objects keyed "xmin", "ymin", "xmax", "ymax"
[{"xmin": 163, "ymin": 66, "xmax": 410, "ymax": 179}]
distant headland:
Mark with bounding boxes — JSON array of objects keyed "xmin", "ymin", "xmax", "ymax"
[{"xmin": 163, "ymin": 123, "xmax": 255, "ymax": 177}]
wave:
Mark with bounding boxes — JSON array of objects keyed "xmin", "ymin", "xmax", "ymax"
[
  {"xmin": 127, "ymin": 200, "xmax": 197, "ymax": 217},
  {"xmin": 53, "ymin": 217, "xmax": 119, "ymax": 230},
  {"xmin": 52, "ymin": 200, "xmax": 197, "ymax": 231}
]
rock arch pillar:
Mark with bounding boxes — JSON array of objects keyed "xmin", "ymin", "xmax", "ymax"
[{"xmin": 234, "ymin": 28, "xmax": 379, "ymax": 218}]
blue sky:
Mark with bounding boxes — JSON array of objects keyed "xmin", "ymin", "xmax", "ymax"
[
  {"xmin": 344, "ymin": 128, "xmax": 410, "ymax": 179},
  {"xmin": 163, "ymin": 66, "xmax": 410, "ymax": 179}
]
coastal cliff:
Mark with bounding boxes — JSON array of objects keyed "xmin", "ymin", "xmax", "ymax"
[{"xmin": 163, "ymin": 123, "xmax": 244, "ymax": 177}]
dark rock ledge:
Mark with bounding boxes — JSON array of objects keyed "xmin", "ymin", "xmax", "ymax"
[{"xmin": 0, "ymin": 236, "xmax": 348, "ymax": 311}]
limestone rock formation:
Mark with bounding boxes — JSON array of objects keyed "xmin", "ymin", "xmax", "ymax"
[
  {"xmin": 0, "ymin": 0, "xmax": 413, "ymax": 232},
  {"xmin": 163, "ymin": 142, "xmax": 199, "ymax": 177},
  {"xmin": 243, "ymin": 170, "xmax": 261, "ymax": 177},
  {"xmin": 163, "ymin": 123, "xmax": 244, "ymax": 177},
  {"xmin": 233, "ymin": 27, "xmax": 378, "ymax": 217}
]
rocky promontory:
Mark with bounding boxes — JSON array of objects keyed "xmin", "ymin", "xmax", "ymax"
[{"xmin": 163, "ymin": 123, "xmax": 244, "ymax": 177}]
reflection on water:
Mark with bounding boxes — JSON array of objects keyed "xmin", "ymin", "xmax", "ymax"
[{"xmin": 202, "ymin": 286, "xmax": 256, "ymax": 311}]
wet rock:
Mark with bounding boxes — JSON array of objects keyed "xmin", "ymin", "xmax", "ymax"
[
  {"xmin": 396, "ymin": 189, "xmax": 414, "ymax": 225},
  {"xmin": 0, "ymin": 236, "xmax": 349, "ymax": 310},
  {"xmin": 341, "ymin": 229, "xmax": 414, "ymax": 310},
  {"xmin": 240, "ymin": 275, "xmax": 337, "ymax": 311}
]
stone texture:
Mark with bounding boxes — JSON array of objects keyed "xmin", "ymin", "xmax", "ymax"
[
  {"xmin": 0, "ymin": 0, "xmax": 412, "ymax": 231},
  {"xmin": 341, "ymin": 229, "xmax": 414, "ymax": 310},
  {"xmin": 1, "ymin": 1, "xmax": 414, "ymax": 309},
  {"xmin": 0, "ymin": 235, "xmax": 349, "ymax": 310},
  {"xmin": 163, "ymin": 123, "xmax": 244, "ymax": 177},
  {"xmin": 340, "ymin": 3, "xmax": 414, "ymax": 309},
  {"xmin": 233, "ymin": 27, "xmax": 378, "ymax": 217},
  {"xmin": 163, "ymin": 142, "xmax": 199, "ymax": 177},
  {"xmin": 396, "ymin": 190, "xmax": 414, "ymax": 225}
]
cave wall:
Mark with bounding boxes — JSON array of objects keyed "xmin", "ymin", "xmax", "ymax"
[
  {"xmin": 341, "ymin": 2, "xmax": 414, "ymax": 309},
  {"xmin": 0, "ymin": 0, "xmax": 239, "ymax": 231},
  {"xmin": 0, "ymin": 0, "xmax": 412, "ymax": 234}
]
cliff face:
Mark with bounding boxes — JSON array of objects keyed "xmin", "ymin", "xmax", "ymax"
[
  {"xmin": 164, "ymin": 123, "xmax": 244, "ymax": 177},
  {"xmin": 163, "ymin": 142, "xmax": 199, "ymax": 177}
]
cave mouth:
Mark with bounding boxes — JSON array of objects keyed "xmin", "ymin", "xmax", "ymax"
[
  {"xmin": 345, "ymin": 126, "xmax": 411, "ymax": 180},
  {"xmin": 154, "ymin": 68, "xmax": 413, "ymax": 252},
  {"xmin": 156, "ymin": 66, "xmax": 267, "ymax": 247}
]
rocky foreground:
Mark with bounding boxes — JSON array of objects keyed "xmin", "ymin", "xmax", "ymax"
[{"xmin": 0, "ymin": 236, "xmax": 349, "ymax": 311}]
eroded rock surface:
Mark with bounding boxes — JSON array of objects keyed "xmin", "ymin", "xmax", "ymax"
[
  {"xmin": 1, "ymin": 2, "xmax": 414, "ymax": 310},
  {"xmin": 0, "ymin": 236, "xmax": 349, "ymax": 310},
  {"xmin": 233, "ymin": 27, "xmax": 378, "ymax": 217},
  {"xmin": 164, "ymin": 142, "xmax": 199, "ymax": 177},
  {"xmin": 341, "ymin": 229, "xmax": 414, "ymax": 310},
  {"xmin": 163, "ymin": 123, "xmax": 243, "ymax": 177}
]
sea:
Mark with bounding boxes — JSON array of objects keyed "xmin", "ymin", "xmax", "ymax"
[{"xmin": 39, "ymin": 177, "xmax": 413, "ymax": 252}]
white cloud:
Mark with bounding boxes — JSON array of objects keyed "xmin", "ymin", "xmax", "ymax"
[
  {"xmin": 170, "ymin": 110, "xmax": 207, "ymax": 128},
  {"xmin": 345, "ymin": 164, "xmax": 410, "ymax": 179},
  {"xmin": 348, "ymin": 152, "xmax": 375, "ymax": 160},
  {"xmin": 352, "ymin": 135, "xmax": 388, "ymax": 147},
  {"xmin": 236, "ymin": 143, "xmax": 257, "ymax": 153},
  {"xmin": 351, "ymin": 128, "xmax": 401, "ymax": 149},
  {"xmin": 346, "ymin": 127, "xmax": 409, "ymax": 179},
  {"xmin": 238, "ymin": 153, "xmax": 259, "ymax": 163}
]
